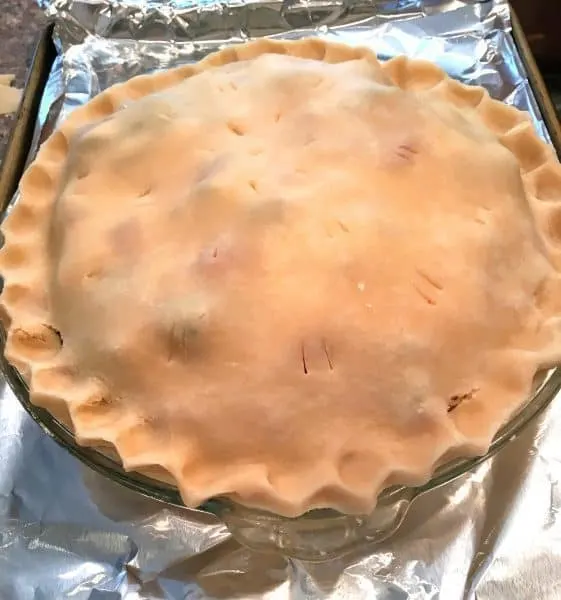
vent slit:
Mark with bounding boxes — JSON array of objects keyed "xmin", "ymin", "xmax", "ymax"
[
  {"xmin": 227, "ymin": 122, "xmax": 245, "ymax": 136},
  {"xmin": 413, "ymin": 284, "xmax": 437, "ymax": 306},
  {"xmin": 322, "ymin": 339, "xmax": 334, "ymax": 370},
  {"xmin": 301, "ymin": 343, "xmax": 308, "ymax": 375},
  {"xmin": 416, "ymin": 268, "xmax": 443, "ymax": 291}
]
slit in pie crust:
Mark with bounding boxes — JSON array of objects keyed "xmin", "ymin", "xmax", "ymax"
[{"xmin": 2, "ymin": 38, "xmax": 561, "ymax": 517}]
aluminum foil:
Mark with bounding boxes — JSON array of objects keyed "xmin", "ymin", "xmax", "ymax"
[
  {"xmin": 39, "ymin": 0, "xmax": 510, "ymax": 49},
  {"xmin": 1, "ymin": 0, "xmax": 560, "ymax": 598}
]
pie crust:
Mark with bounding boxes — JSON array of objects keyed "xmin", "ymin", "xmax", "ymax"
[{"xmin": 2, "ymin": 38, "xmax": 561, "ymax": 517}]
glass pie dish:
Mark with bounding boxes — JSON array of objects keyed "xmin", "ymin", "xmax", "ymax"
[{"xmin": 2, "ymin": 327, "xmax": 559, "ymax": 562}]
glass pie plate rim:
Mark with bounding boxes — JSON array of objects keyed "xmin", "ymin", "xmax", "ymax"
[{"xmin": 2, "ymin": 331, "xmax": 559, "ymax": 560}]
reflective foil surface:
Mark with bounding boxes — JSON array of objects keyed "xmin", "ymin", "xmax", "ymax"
[{"xmin": 2, "ymin": 1, "xmax": 561, "ymax": 598}]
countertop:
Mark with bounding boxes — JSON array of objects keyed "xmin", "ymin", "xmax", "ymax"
[{"xmin": 0, "ymin": 1, "xmax": 44, "ymax": 163}]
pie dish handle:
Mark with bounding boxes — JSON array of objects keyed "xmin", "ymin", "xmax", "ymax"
[{"xmin": 207, "ymin": 487, "xmax": 418, "ymax": 562}]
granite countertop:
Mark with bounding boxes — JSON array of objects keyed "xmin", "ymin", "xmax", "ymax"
[{"xmin": 0, "ymin": 1, "xmax": 45, "ymax": 163}]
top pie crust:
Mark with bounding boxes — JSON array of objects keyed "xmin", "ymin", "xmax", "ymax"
[{"xmin": 2, "ymin": 38, "xmax": 561, "ymax": 517}]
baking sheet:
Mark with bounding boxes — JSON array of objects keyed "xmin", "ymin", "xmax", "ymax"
[{"xmin": 2, "ymin": 0, "xmax": 561, "ymax": 598}]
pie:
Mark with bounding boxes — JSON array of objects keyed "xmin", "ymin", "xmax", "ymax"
[{"xmin": 2, "ymin": 38, "xmax": 561, "ymax": 518}]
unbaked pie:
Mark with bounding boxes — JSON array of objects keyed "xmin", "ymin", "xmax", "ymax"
[{"xmin": 2, "ymin": 38, "xmax": 561, "ymax": 517}]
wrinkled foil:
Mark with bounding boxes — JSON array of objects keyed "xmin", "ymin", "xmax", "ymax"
[{"xmin": 1, "ymin": 0, "xmax": 560, "ymax": 598}]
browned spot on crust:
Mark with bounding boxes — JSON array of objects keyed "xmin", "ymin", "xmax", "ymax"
[{"xmin": 447, "ymin": 388, "xmax": 479, "ymax": 412}]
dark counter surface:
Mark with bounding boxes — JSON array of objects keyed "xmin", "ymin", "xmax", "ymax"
[{"xmin": 0, "ymin": 2, "xmax": 45, "ymax": 163}]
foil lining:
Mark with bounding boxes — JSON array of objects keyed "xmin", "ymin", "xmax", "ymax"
[
  {"xmin": 39, "ymin": 0, "xmax": 511, "ymax": 48},
  {"xmin": 1, "ymin": 0, "xmax": 560, "ymax": 598}
]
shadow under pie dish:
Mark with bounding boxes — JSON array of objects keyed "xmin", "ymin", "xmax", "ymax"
[{"xmin": 2, "ymin": 37, "xmax": 561, "ymax": 525}]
